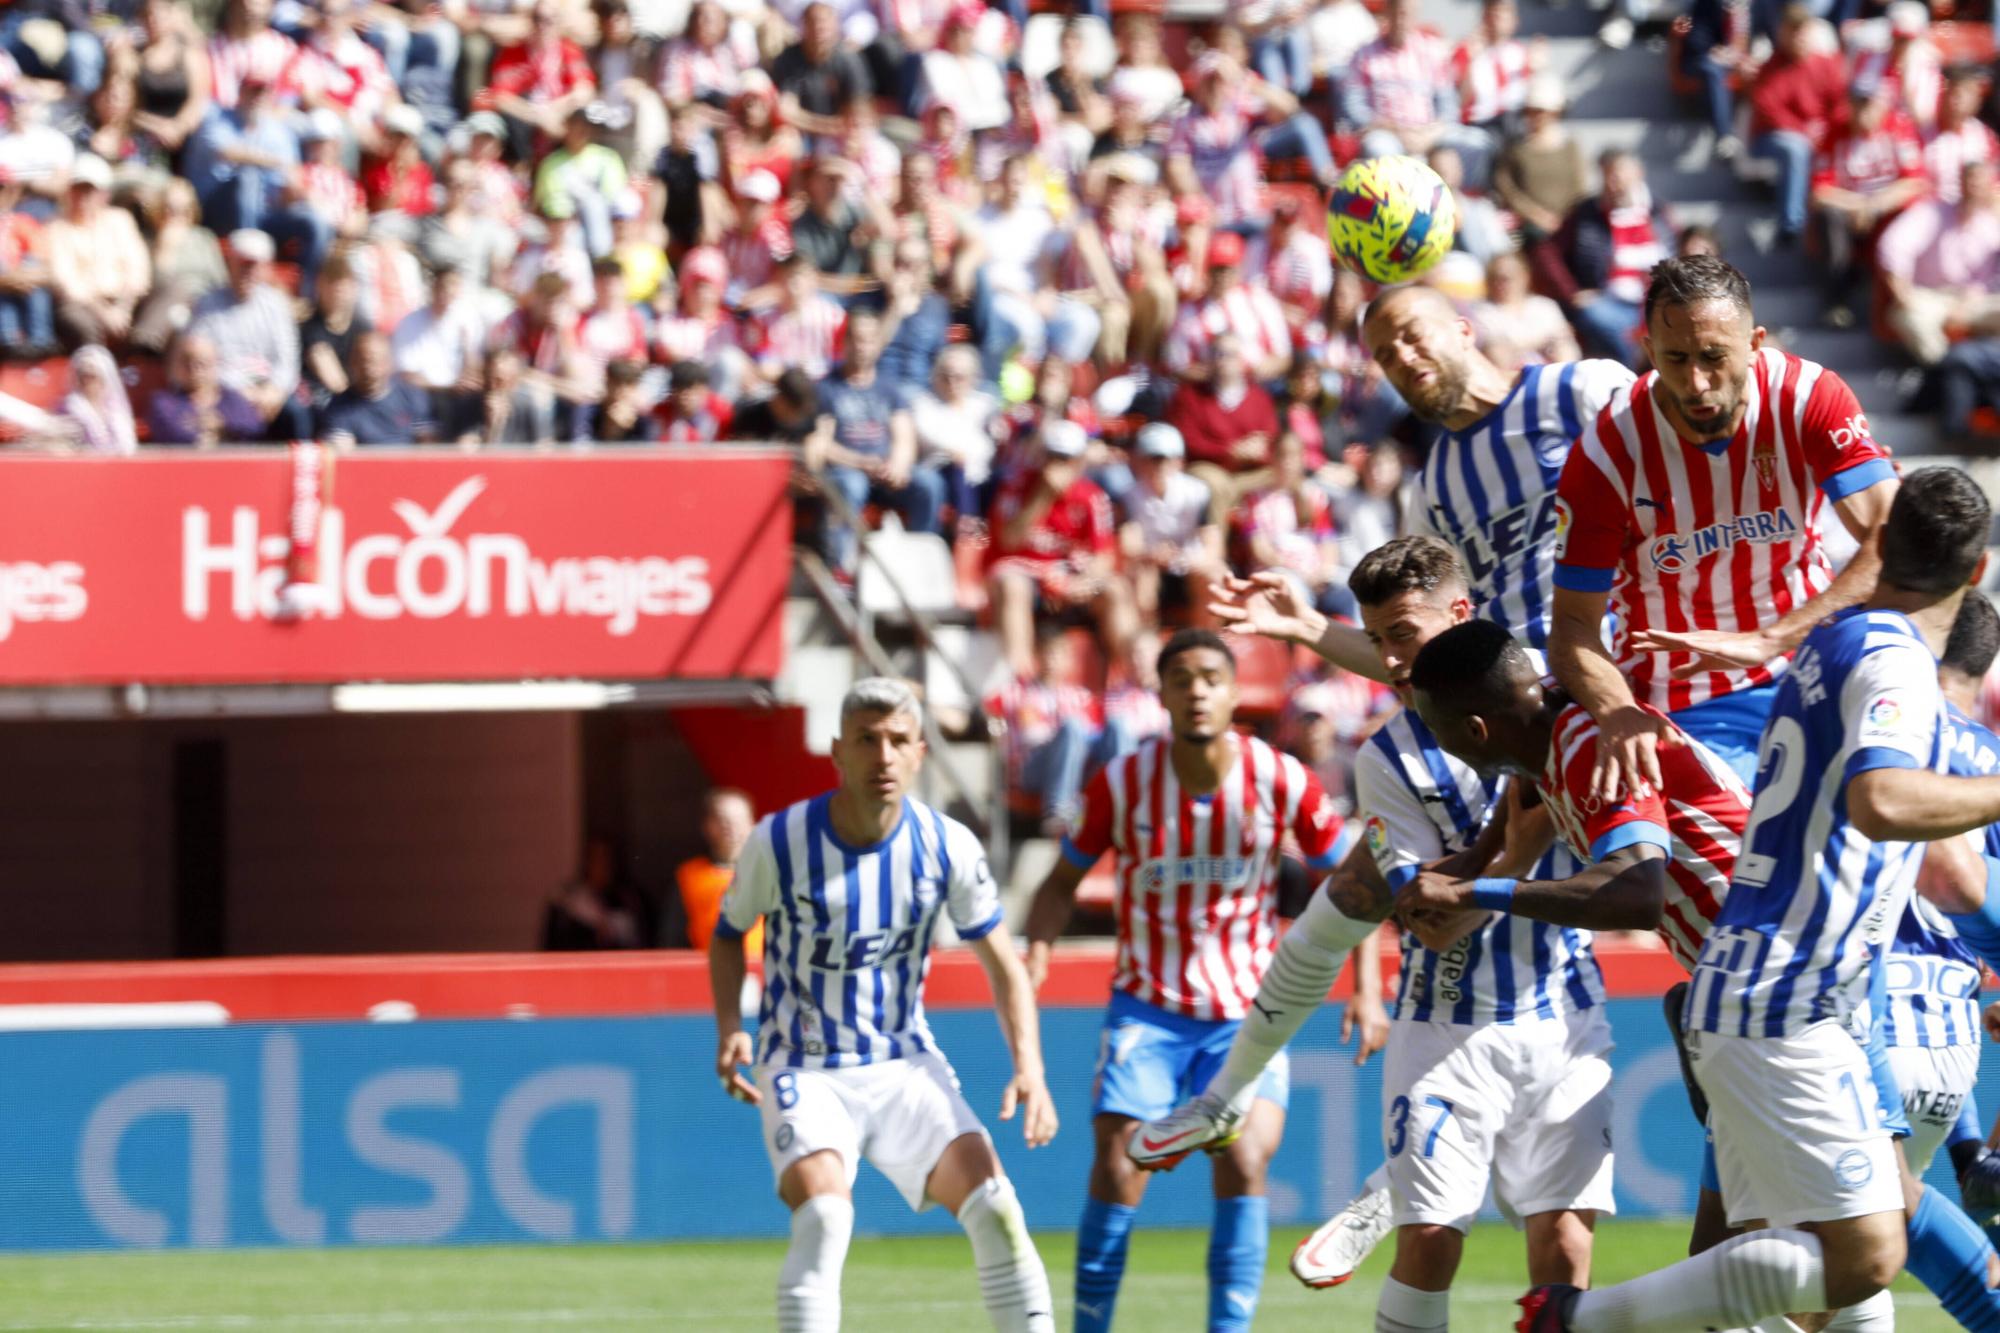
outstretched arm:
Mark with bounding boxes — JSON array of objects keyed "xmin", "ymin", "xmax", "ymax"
[
  {"xmin": 1210, "ymin": 571, "xmax": 1388, "ymax": 683},
  {"xmin": 1395, "ymin": 843, "xmax": 1669, "ymax": 936},
  {"xmin": 969, "ymin": 921, "xmax": 1058, "ymax": 1147}
]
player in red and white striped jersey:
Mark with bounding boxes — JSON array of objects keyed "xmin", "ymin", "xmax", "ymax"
[
  {"xmin": 1024, "ymin": 629, "xmax": 1341, "ymax": 1331},
  {"xmin": 1548, "ymin": 255, "xmax": 1899, "ymax": 798}
]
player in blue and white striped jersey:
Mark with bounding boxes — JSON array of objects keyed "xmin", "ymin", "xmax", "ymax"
[
  {"xmin": 1138, "ymin": 539, "xmax": 1614, "ymax": 1332},
  {"xmin": 1524, "ymin": 469, "xmax": 2000, "ymax": 1333},
  {"xmin": 709, "ymin": 677, "xmax": 1058, "ymax": 1333}
]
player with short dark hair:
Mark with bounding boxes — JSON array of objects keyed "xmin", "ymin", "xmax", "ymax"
[
  {"xmin": 1024, "ymin": 626, "xmax": 1344, "ymax": 1333},
  {"xmin": 710, "ymin": 677, "xmax": 1058, "ymax": 1333}
]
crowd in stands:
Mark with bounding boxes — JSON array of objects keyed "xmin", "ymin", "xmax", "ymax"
[{"xmin": 8, "ymin": 0, "xmax": 2000, "ymax": 823}]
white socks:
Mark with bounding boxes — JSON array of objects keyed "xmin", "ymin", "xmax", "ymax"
[
  {"xmin": 1211, "ymin": 891, "xmax": 1378, "ymax": 1110},
  {"xmin": 1821, "ymin": 1291, "xmax": 1895, "ymax": 1330},
  {"xmin": 779, "ymin": 1194, "xmax": 853, "ymax": 1333},
  {"xmin": 1568, "ymin": 1230, "xmax": 1827, "ymax": 1333},
  {"xmin": 1376, "ymin": 1275, "xmax": 1449, "ymax": 1332},
  {"xmin": 957, "ymin": 1177, "xmax": 1055, "ymax": 1333}
]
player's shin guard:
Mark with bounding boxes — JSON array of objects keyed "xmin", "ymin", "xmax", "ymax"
[
  {"xmin": 1820, "ymin": 1290, "xmax": 1896, "ymax": 1330},
  {"xmin": 957, "ymin": 1177, "xmax": 1055, "ymax": 1333},
  {"xmin": 779, "ymin": 1194, "xmax": 853, "ymax": 1333},
  {"xmin": 1208, "ymin": 1195, "xmax": 1268, "ymax": 1332},
  {"xmin": 1375, "ymin": 1276, "xmax": 1449, "ymax": 1331},
  {"xmin": 1074, "ymin": 1197, "xmax": 1136, "ymax": 1333},
  {"xmin": 1210, "ymin": 891, "xmax": 1376, "ymax": 1111},
  {"xmin": 1565, "ymin": 1229, "xmax": 1827, "ymax": 1333},
  {"xmin": 1905, "ymin": 1185, "xmax": 2000, "ymax": 1332}
]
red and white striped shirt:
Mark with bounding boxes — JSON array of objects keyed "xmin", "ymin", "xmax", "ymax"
[
  {"xmin": 286, "ymin": 32, "xmax": 395, "ymax": 122},
  {"xmin": 208, "ymin": 29, "xmax": 299, "ymax": 109},
  {"xmin": 1854, "ymin": 43, "xmax": 1943, "ymax": 130},
  {"xmin": 654, "ymin": 37, "xmax": 746, "ymax": 106},
  {"xmin": 1539, "ymin": 701, "xmax": 1747, "ymax": 971},
  {"xmin": 1348, "ymin": 30, "xmax": 1454, "ymax": 129},
  {"xmin": 1163, "ymin": 283, "xmax": 1292, "ymax": 377},
  {"xmin": 1925, "ymin": 117, "xmax": 2000, "ymax": 204},
  {"xmin": 298, "ymin": 161, "xmax": 364, "ymax": 233},
  {"xmin": 983, "ymin": 676, "xmax": 1098, "ymax": 781},
  {"xmin": 1454, "ymin": 37, "xmax": 1533, "ymax": 126},
  {"xmin": 655, "ymin": 310, "xmax": 739, "ymax": 366},
  {"xmin": 754, "ymin": 294, "xmax": 846, "ymax": 378},
  {"xmin": 1066, "ymin": 734, "xmax": 1341, "ymax": 1020},
  {"xmin": 1602, "ymin": 192, "xmax": 1668, "ymax": 305},
  {"xmin": 1259, "ymin": 226, "xmax": 1334, "ymax": 316},
  {"xmin": 1166, "ymin": 94, "xmax": 1267, "ymax": 227},
  {"xmin": 1813, "ymin": 111, "xmax": 1924, "ymax": 197},
  {"xmin": 1553, "ymin": 348, "xmax": 1897, "ymax": 712},
  {"xmin": 719, "ymin": 218, "xmax": 792, "ymax": 301}
]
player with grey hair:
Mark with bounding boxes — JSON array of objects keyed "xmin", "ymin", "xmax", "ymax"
[{"xmin": 709, "ymin": 675, "xmax": 1058, "ymax": 1333}]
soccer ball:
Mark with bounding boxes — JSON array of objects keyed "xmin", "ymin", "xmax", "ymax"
[{"xmin": 1326, "ymin": 155, "xmax": 1458, "ymax": 285}]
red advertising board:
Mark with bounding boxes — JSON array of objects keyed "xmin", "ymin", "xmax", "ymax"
[{"xmin": 0, "ymin": 450, "xmax": 792, "ymax": 684}]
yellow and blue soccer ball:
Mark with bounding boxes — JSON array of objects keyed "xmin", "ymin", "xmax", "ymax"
[{"xmin": 1326, "ymin": 155, "xmax": 1457, "ymax": 285}]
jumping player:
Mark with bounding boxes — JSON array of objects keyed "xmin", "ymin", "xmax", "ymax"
[
  {"xmin": 1023, "ymin": 628, "xmax": 1344, "ymax": 1333},
  {"xmin": 709, "ymin": 677, "xmax": 1059, "ymax": 1333}
]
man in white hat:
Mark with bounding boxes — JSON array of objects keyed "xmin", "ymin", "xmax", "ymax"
[
  {"xmin": 189, "ymin": 229, "xmax": 307, "ymax": 439},
  {"xmin": 45, "ymin": 153, "xmax": 148, "ymax": 348},
  {"xmin": 1120, "ymin": 422, "xmax": 1225, "ymax": 631}
]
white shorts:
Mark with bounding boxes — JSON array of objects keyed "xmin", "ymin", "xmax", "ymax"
[
  {"xmin": 756, "ymin": 1048, "xmax": 989, "ymax": 1211},
  {"xmin": 1886, "ymin": 1041, "xmax": 1982, "ymax": 1173},
  {"xmin": 1380, "ymin": 1007, "xmax": 1617, "ymax": 1233},
  {"xmin": 1691, "ymin": 1021, "xmax": 1905, "ymax": 1229}
]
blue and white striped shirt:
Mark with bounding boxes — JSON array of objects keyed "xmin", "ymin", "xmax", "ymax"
[
  {"xmin": 718, "ymin": 793, "xmax": 1002, "ymax": 1070},
  {"xmin": 1689, "ymin": 608, "xmax": 1948, "ymax": 1040},
  {"xmin": 1880, "ymin": 704, "xmax": 1995, "ymax": 1049},
  {"xmin": 1355, "ymin": 708, "xmax": 1605, "ymax": 1026},
  {"xmin": 1412, "ymin": 359, "xmax": 1634, "ymax": 651}
]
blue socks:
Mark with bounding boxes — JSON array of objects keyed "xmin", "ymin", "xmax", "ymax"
[
  {"xmin": 1907, "ymin": 1184, "xmax": 2000, "ymax": 1332},
  {"xmin": 1075, "ymin": 1197, "xmax": 1136, "ymax": 1333},
  {"xmin": 1207, "ymin": 1195, "xmax": 1269, "ymax": 1332}
]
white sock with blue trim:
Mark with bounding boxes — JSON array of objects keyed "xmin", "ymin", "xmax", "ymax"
[{"xmin": 779, "ymin": 1194, "xmax": 852, "ymax": 1333}]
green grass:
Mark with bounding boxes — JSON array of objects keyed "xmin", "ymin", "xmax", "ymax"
[{"xmin": 0, "ymin": 1221, "xmax": 1959, "ymax": 1330}]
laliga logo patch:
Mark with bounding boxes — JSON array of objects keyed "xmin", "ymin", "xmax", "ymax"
[
  {"xmin": 1364, "ymin": 816, "xmax": 1390, "ymax": 857},
  {"xmin": 1834, "ymin": 1148, "xmax": 1874, "ymax": 1188},
  {"xmin": 1650, "ymin": 534, "xmax": 1689, "ymax": 574},
  {"xmin": 1551, "ymin": 497, "xmax": 1574, "ymax": 560},
  {"xmin": 1867, "ymin": 696, "xmax": 1901, "ymax": 729}
]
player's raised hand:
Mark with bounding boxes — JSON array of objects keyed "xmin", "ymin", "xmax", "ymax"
[
  {"xmin": 1340, "ymin": 990, "xmax": 1389, "ymax": 1066},
  {"xmin": 1590, "ymin": 704, "xmax": 1675, "ymax": 805},
  {"xmin": 1000, "ymin": 1071, "xmax": 1059, "ymax": 1147},
  {"xmin": 1209, "ymin": 571, "xmax": 1324, "ymax": 645},
  {"xmin": 716, "ymin": 1031, "xmax": 760, "ymax": 1105},
  {"xmin": 1632, "ymin": 626, "xmax": 1784, "ymax": 680}
]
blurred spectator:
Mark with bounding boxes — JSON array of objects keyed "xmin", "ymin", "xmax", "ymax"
[
  {"xmin": 393, "ymin": 264, "xmax": 485, "ymax": 403},
  {"xmin": 136, "ymin": 189, "xmax": 226, "ymax": 353},
  {"xmin": 1429, "ymin": 143, "xmax": 1510, "ymax": 262},
  {"xmin": 1811, "ymin": 82, "xmax": 1925, "ymax": 328},
  {"xmin": 1047, "ymin": 16, "xmax": 1114, "ymax": 125},
  {"xmin": 874, "ymin": 235, "xmax": 953, "ymax": 394},
  {"xmin": 1164, "ymin": 231, "xmax": 1290, "ymax": 384},
  {"xmin": 657, "ymin": 0, "xmax": 747, "ymax": 111},
  {"xmin": 1168, "ymin": 331, "xmax": 1279, "ymax": 521},
  {"xmin": 811, "ymin": 306, "xmax": 942, "ymax": 567},
  {"xmin": 1493, "ymin": 77, "xmax": 1590, "ymax": 297},
  {"xmin": 352, "ymin": 211, "xmax": 429, "ymax": 334},
  {"xmin": 1854, "ymin": 1, "xmax": 1941, "ymax": 135},
  {"xmin": 1474, "ymin": 250, "xmax": 1581, "ymax": 369},
  {"xmin": 793, "ymin": 153, "xmax": 893, "ymax": 295},
  {"xmin": 720, "ymin": 71, "xmax": 803, "ymax": 197},
  {"xmin": 1332, "ymin": 440, "xmax": 1406, "ymax": 569},
  {"xmin": 129, "ymin": 0, "xmax": 214, "ymax": 159},
  {"xmin": 47, "ymin": 154, "xmax": 149, "ymax": 349},
  {"xmin": 295, "ymin": 110, "xmax": 366, "ymax": 243},
  {"xmin": 1681, "ymin": 0, "xmax": 1751, "ymax": 154},
  {"xmin": 914, "ymin": 4, "xmax": 1006, "ymax": 133},
  {"xmin": 966, "ymin": 154, "xmax": 1095, "ymax": 382},
  {"xmin": 58, "ymin": 344, "xmax": 136, "ymax": 455},
  {"xmin": 190, "ymin": 228, "xmax": 305, "ymax": 437},
  {"xmin": 290, "ymin": 0, "xmax": 396, "ymax": 129},
  {"xmin": 183, "ymin": 75, "xmax": 332, "ymax": 284},
  {"xmin": 656, "ymin": 246, "xmax": 748, "ymax": 399},
  {"xmin": 364, "ymin": 104, "xmax": 439, "ymax": 219},
  {"xmin": 1169, "ymin": 46, "xmax": 1335, "ymax": 217},
  {"xmin": 1318, "ymin": 266, "xmax": 1410, "ymax": 448},
  {"xmin": 986, "ymin": 418, "xmax": 1132, "ymax": 681},
  {"xmin": 1234, "ymin": 430, "xmax": 1353, "ymax": 618},
  {"xmin": 771, "ymin": 2, "xmax": 870, "ymax": 139},
  {"xmin": 1559, "ymin": 148, "xmax": 1671, "ymax": 367},
  {"xmin": 608, "ymin": 191, "xmax": 665, "ymax": 306},
  {"xmin": 536, "ymin": 104, "xmax": 627, "ymax": 257},
  {"xmin": 910, "ymin": 343, "xmax": 998, "ymax": 526},
  {"xmin": 574, "ymin": 255, "xmax": 649, "ymax": 393},
  {"xmin": 674, "ymin": 790, "xmax": 758, "ymax": 952},
  {"xmin": 755, "ymin": 253, "xmax": 846, "ymax": 383},
  {"xmin": 1453, "ymin": 0, "xmax": 1541, "ymax": 142},
  {"xmin": 0, "ymin": 179, "xmax": 54, "ymax": 357},
  {"xmin": 985, "ymin": 622, "xmax": 1127, "ymax": 836},
  {"xmin": 300, "ymin": 254, "xmax": 361, "ymax": 410},
  {"xmin": 148, "ymin": 330, "xmax": 266, "ymax": 446},
  {"xmin": 1924, "ymin": 67, "xmax": 1997, "ymax": 207},
  {"xmin": 1877, "ymin": 159, "xmax": 2000, "ymax": 366},
  {"xmin": 1100, "ymin": 632, "xmax": 1170, "ymax": 739},
  {"xmin": 594, "ymin": 356, "xmax": 661, "ymax": 441},
  {"xmin": 1258, "ymin": 195, "xmax": 1334, "ymax": 333},
  {"xmin": 459, "ymin": 111, "xmax": 527, "ymax": 229},
  {"xmin": 543, "ymin": 837, "xmax": 650, "ymax": 950},
  {"xmin": 655, "ymin": 358, "xmax": 730, "ymax": 442},
  {"xmin": 730, "ymin": 364, "xmax": 820, "ymax": 444},
  {"xmin": 444, "ymin": 346, "xmax": 550, "ymax": 445},
  {"xmin": 489, "ymin": 269, "xmax": 590, "ymax": 435},
  {"xmin": 718, "ymin": 167, "xmax": 791, "ymax": 308},
  {"xmin": 423, "ymin": 156, "xmax": 516, "ymax": 290},
  {"xmin": 1342, "ymin": 0, "xmax": 1478, "ymax": 166},
  {"xmin": 1275, "ymin": 350, "xmax": 1331, "ymax": 473},
  {"xmin": 1120, "ymin": 421, "xmax": 1223, "ymax": 628},
  {"xmin": 485, "ymin": 0, "xmax": 597, "ymax": 150},
  {"xmin": 320, "ymin": 327, "xmax": 438, "ymax": 445},
  {"xmin": 207, "ymin": 0, "xmax": 295, "ymax": 113},
  {"xmin": 1749, "ymin": 5, "xmax": 1848, "ymax": 248},
  {"xmin": 1106, "ymin": 14, "xmax": 1183, "ymax": 124},
  {"xmin": 1677, "ymin": 223, "xmax": 1725, "ymax": 257}
]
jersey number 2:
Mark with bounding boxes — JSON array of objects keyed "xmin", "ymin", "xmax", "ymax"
[{"xmin": 1735, "ymin": 716, "xmax": 1806, "ymax": 889}]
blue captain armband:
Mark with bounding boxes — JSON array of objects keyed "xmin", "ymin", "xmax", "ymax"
[{"xmin": 1820, "ymin": 457, "xmax": 1896, "ymax": 502}]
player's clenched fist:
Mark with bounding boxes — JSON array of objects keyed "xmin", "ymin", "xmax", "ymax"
[
  {"xmin": 716, "ymin": 1031, "xmax": 760, "ymax": 1104},
  {"xmin": 1000, "ymin": 1072, "xmax": 1059, "ymax": 1148}
]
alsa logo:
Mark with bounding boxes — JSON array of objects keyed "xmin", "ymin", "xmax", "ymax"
[
  {"xmin": 182, "ymin": 477, "xmax": 712, "ymax": 636},
  {"xmin": 0, "ymin": 560, "xmax": 87, "ymax": 641},
  {"xmin": 1648, "ymin": 509, "xmax": 1799, "ymax": 574}
]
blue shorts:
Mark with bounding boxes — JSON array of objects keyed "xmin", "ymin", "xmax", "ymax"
[
  {"xmin": 1091, "ymin": 990, "xmax": 1290, "ymax": 1121},
  {"xmin": 1671, "ymin": 681, "xmax": 1780, "ymax": 788}
]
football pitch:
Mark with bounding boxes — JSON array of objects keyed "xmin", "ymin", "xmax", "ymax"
[{"xmin": 0, "ymin": 1221, "xmax": 1960, "ymax": 1331}]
